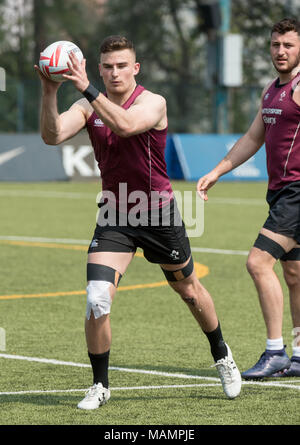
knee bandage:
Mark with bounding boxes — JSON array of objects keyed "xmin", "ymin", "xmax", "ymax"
[
  {"xmin": 161, "ymin": 256, "xmax": 194, "ymax": 282},
  {"xmin": 254, "ymin": 234, "xmax": 286, "ymax": 260},
  {"xmin": 86, "ymin": 263, "xmax": 122, "ymax": 320}
]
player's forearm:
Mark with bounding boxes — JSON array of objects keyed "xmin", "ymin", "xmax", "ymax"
[
  {"xmin": 212, "ymin": 158, "xmax": 235, "ymax": 179},
  {"xmin": 91, "ymin": 93, "xmax": 132, "ymax": 137},
  {"xmin": 82, "ymin": 84, "xmax": 134, "ymax": 137},
  {"xmin": 215, "ymin": 133, "xmax": 262, "ymax": 178},
  {"xmin": 40, "ymin": 92, "xmax": 62, "ymax": 145},
  {"xmin": 206, "ymin": 153, "xmax": 239, "ymax": 180}
]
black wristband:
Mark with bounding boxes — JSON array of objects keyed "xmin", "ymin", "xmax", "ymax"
[{"xmin": 82, "ymin": 83, "xmax": 100, "ymax": 103}]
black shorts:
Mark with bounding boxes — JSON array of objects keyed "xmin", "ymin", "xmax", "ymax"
[
  {"xmin": 263, "ymin": 181, "xmax": 300, "ymax": 244},
  {"xmin": 88, "ymin": 199, "xmax": 191, "ymax": 265}
]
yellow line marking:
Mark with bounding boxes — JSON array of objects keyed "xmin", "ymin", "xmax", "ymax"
[
  {"xmin": 0, "ymin": 240, "xmax": 144, "ymax": 255},
  {"xmin": 0, "ymin": 240, "xmax": 87, "ymax": 251},
  {"xmin": 0, "ymin": 240, "xmax": 209, "ymax": 300},
  {"xmin": 0, "ymin": 290, "xmax": 85, "ymax": 300}
]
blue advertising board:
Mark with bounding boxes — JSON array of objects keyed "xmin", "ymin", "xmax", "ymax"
[
  {"xmin": 0, "ymin": 134, "xmax": 67, "ymax": 181},
  {"xmin": 0, "ymin": 132, "xmax": 268, "ymax": 183},
  {"xmin": 167, "ymin": 134, "xmax": 268, "ymax": 182}
]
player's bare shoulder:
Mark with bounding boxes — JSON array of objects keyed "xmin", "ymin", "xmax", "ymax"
[
  {"xmin": 135, "ymin": 89, "xmax": 166, "ymax": 107},
  {"xmin": 261, "ymin": 79, "xmax": 274, "ymax": 100},
  {"xmin": 134, "ymin": 89, "xmax": 167, "ymax": 129},
  {"xmin": 292, "ymin": 75, "xmax": 300, "ymax": 106}
]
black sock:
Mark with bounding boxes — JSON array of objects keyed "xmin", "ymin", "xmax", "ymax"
[
  {"xmin": 204, "ymin": 322, "xmax": 227, "ymax": 362},
  {"xmin": 88, "ymin": 350, "xmax": 110, "ymax": 388}
]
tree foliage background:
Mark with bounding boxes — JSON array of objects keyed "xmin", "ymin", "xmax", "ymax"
[{"xmin": 0, "ymin": 0, "xmax": 299, "ymax": 133}]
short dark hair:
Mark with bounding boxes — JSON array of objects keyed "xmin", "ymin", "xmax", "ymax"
[
  {"xmin": 271, "ymin": 17, "xmax": 300, "ymax": 36},
  {"xmin": 100, "ymin": 35, "xmax": 136, "ymax": 55}
]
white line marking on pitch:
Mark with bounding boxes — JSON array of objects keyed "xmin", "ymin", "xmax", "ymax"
[
  {"xmin": 0, "ymin": 189, "xmax": 266, "ymax": 206},
  {"xmin": 0, "ymin": 190, "xmax": 96, "ymax": 199},
  {"xmin": 1, "ymin": 382, "xmax": 300, "ymax": 397},
  {"xmin": 0, "ymin": 235, "xmax": 249, "ymax": 256},
  {"xmin": 0, "ymin": 353, "xmax": 219, "ymax": 382},
  {"xmin": 0, "ymin": 353, "xmax": 299, "ymax": 392},
  {"xmin": 0, "ymin": 235, "xmax": 90, "ymax": 245},
  {"xmin": 191, "ymin": 247, "xmax": 249, "ymax": 256},
  {"xmin": 242, "ymin": 381, "xmax": 300, "ymax": 390},
  {"xmin": 0, "ymin": 384, "xmax": 222, "ymax": 396}
]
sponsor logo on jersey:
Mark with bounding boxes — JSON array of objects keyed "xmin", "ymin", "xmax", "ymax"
[
  {"xmin": 279, "ymin": 91, "xmax": 286, "ymax": 101},
  {"xmin": 261, "ymin": 107, "xmax": 282, "ymax": 125},
  {"xmin": 94, "ymin": 118, "xmax": 104, "ymax": 127},
  {"xmin": 261, "ymin": 108, "xmax": 282, "ymax": 115}
]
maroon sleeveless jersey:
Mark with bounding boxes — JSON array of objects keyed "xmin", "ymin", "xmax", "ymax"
[
  {"xmin": 262, "ymin": 72, "xmax": 300, "ymax": 190},
  {"xmin": 86, "ymin": 85, "xmax": 173, "ymax": 210}
]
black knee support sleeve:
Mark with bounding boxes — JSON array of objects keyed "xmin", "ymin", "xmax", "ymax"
[
  {"xmin": 253, "ymin": 234, "xmax": 286, "ymax": 260},
  {"xmin": 87, "ymin": 263, "xmax": 122, "ymax": 287},
  {"xmin": 161, "ymin": 257, "xmax": 194, "ymax": 282},
  {"xmin": 281, "ymin": 247, "xmax": 300, "ymax": 261}
]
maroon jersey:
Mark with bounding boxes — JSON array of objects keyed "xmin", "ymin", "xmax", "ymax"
[
  {"xmin": 262, "ymin": 72, "xmax": 300, "ymax": 190},
  {"xmin": 86, "ymin": 85, "xmax": 173, "ymax": 210}
]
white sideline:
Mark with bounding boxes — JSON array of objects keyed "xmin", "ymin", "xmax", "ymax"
[
  {"xmin": 0, "ymin": 384, "xmax": 222, "ymax": 396},
  {"xmin": 1, "ymin": 380, "xmax": 300, "ymax": 397},
  {"xmin": 0, "ymin": 235, "xmax": 249, "ymax": 256},
  {"xmin": 0, "ymin": 353, "xmax": 299, "ymax": 395},
  {"xmin": 0, "ymin": 190, "xmax": 96, "ymax": 199},
  {"xmin": 0, "ymin": 353, "xmax": 219, "ymax": 381},
  {"xmin": 0, "ymin": 235, "xmax": 90, "ymax": 245},
  {"xmin": 0, "ymin": 189, "xmax": 266, "ymax": 206}
]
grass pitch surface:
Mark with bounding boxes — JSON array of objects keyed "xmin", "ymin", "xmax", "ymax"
[{"xmin": 0, "ymin": 180, "xmax": 299, "ymax": 426}]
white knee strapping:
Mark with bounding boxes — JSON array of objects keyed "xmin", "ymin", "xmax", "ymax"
[{"xmin": 86, "ymin": 280, "xmax": 112, "ymax": 320}]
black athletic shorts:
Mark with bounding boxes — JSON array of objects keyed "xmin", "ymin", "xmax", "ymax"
[
  {"xmin": 263, "ymin": 181, "xmax": 300, "ymax": 244},
  {"xmin": 88, "ymin": 199, "xmax": 191, "ymax": 265}
]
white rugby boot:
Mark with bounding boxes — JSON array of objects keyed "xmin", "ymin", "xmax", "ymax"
[
  {"xmin": 77, "ymin": 383, "xmax": 111, "ymax": 410},
  {"xmin": 212, "ymin": 343, "xmax": 242, "ymax": 399}
]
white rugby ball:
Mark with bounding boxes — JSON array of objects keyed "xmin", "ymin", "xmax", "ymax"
[{"xmin": 39, "ymin": 41, "xmax": 83, "ymax": 82}]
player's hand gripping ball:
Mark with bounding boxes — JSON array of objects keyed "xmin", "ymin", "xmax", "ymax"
[{"xmin": 39, "ymin": 41, "xmax": 83, "ymax": 82}]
